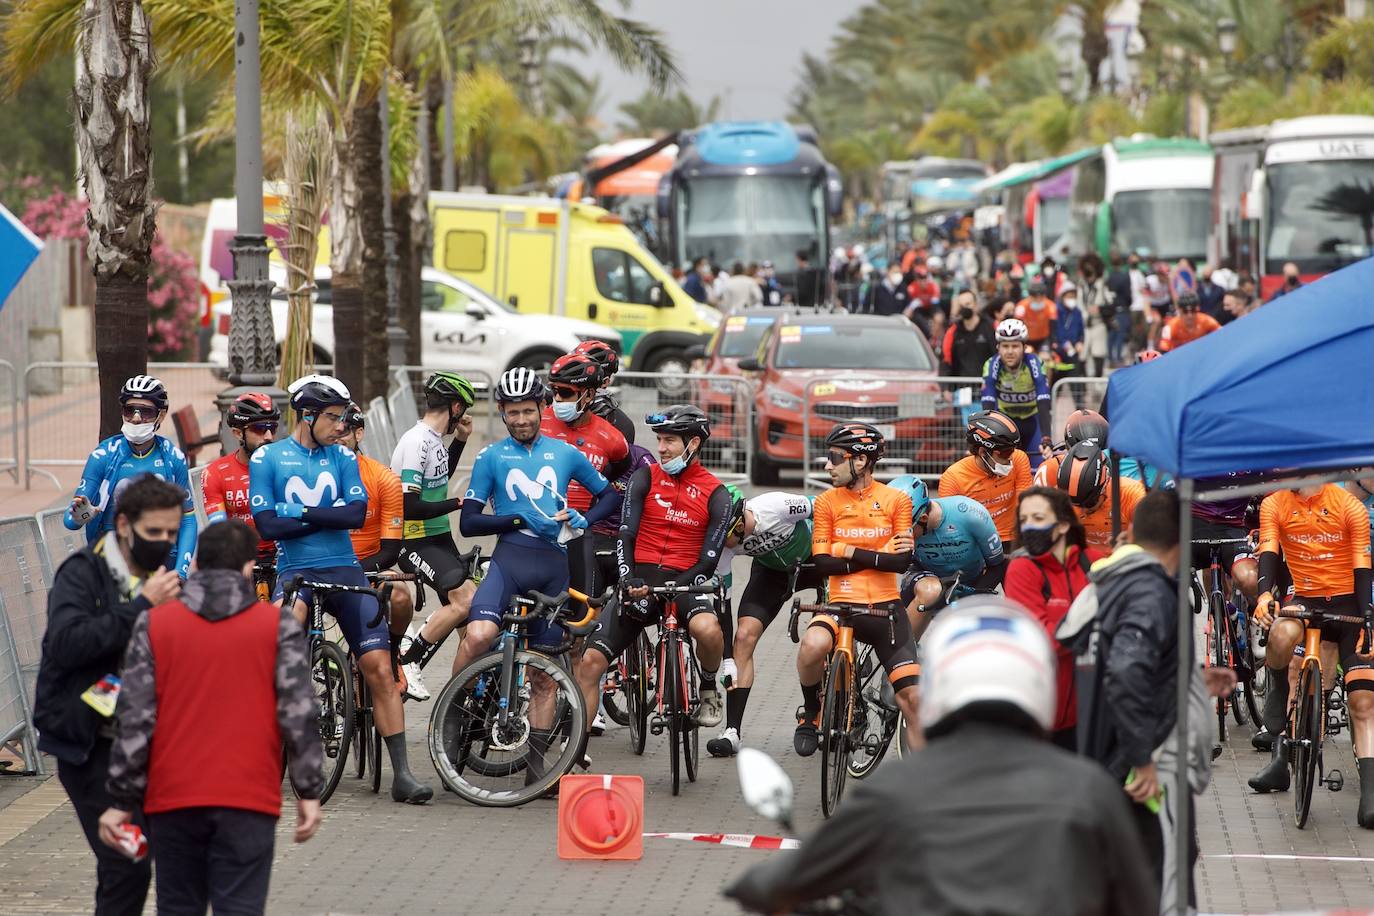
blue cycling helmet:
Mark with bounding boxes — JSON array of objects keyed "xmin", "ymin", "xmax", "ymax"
[{"xmin": 887, "ymin": 474, "xmax": 932, "ymax": 526}]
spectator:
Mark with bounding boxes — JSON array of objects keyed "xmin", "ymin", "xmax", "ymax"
[
  {"xmin": 1004, "ymin": 487, "xmax": 1101, "ymax": 750},
  {"xmin": 1144, "ymin": 262, "xmax": 1173, "ymax": 346},
  {"xmin": 865, "ymin": 263, "xmax": 912, "ymax": 317},
  {"xmin": 948, "ymin": 238, "xmax": 980, "ymax": 291},
  {"xmin": 719, "ymin": 261, "xmax": 763, "ymax": 312},
  {"xmin": 941, "ymin": 290, "xmax": 997, "ymax": 378},
  {"xmin": 1238, "ymin": 272, "xmax": 1257, "ymax": 302},
  {"xmin": 1197, "ymin": 265, "xmax": 1226, "ymax": 320},
  {"xmin": 1127, "ymin": 254, "xmax": 1151, "ymax": 353},
  {"xmin": 33, "ymin": 475, "xmax": 186, "ymax": 916},
  {"xmin": 102, "ymin": 520, "xmax": 323, "ymax": 915},
  {"xmin": 1104, "ymin": 254, "xmax": 1133, "ymax": 369},
  {"xmin": 1079, "ymin": 255, "xmax": 1111, "ymax": 376},
  {"xmin": 710, "ymin": 262, "xmax": 731, "ymax": 304},
  {"xmin": 1268, "ymin": 261, "xmax": 1303, "ymax": 302},
  {"xmin": 1051, "ymin": 282, "xmax": 1085, "ymax": 382},
  {"xmin": 1014, "ymin": 276, "xmax": 1058, "ymax": 351},
  {"xmin": 681, "ymin": 257, "xmax": 713, "ymax": 304},
  {"xmin": 793, "ymin": 249, "xmax": 824, "ymax": 309},
  {"xmin": 1038, "ymin": 256, "xmax": 1065, "ymax": 298},
  {"xmin": 1222, "ymin": 289, "xmax": 1254, "ymax": 322},
  {"xmin": 905, "ymin": 261, "xmax": 941, "ymax": 315},
  {"xmin": 726, "ymin": 597, "xmax": 1157, "ymax": 916},
  {"xmin": 756, "ymin": 260, "xmax": 783, "ymax": 306}
]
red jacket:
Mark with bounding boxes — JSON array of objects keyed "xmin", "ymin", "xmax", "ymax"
[{"xmin": 1004, "ymin": 545, "xmax": 1101, "ymax": 731}]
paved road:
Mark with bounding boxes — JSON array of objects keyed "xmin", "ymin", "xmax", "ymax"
[{"xmin": 2, "ymin": 481, "xmax": 1374, "ymax": 914}]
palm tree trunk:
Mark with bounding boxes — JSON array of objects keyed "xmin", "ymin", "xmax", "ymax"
[
  {"xmin": 330, "ymin": 130, "xmax": 367, "ymax": 401},
  {"xmin": 278, "ymin": 109, "xmax": 332, "ymax": 419},
  {"xmin": 396, "ymin": 189, "xmax": 422, "ymax": 366},
  {"xmin": 77, "ymin": 0, "xmax": 157, "ymax": 439},
  {"xmin": 356, "ymin": 94, "xmax": 388, "ymax": 403}
]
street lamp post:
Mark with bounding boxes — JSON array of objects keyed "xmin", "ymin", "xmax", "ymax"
[
  {"xmin": 1217, "ymin": 18, "xmax": 1238, "ymax": 57},
  {"xmin": 1057, "ymin": 65, "xmax": 1074, "ymax": 98},
  {"xmin": 379, "ymin": 77, "xmax": 407, "ymax": 370},
  {"xmin": 219, "ymin": 0, "xmax": 284, "ymax": 445}
]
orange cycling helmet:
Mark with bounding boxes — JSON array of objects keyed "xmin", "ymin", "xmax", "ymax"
[
  {"xmin": 966, "ymin": 410, "xmax": 1020, "ymax": 452},
  {"xmin": 1135, "ymin": 348, "xmax": 1162, "ymax": 364},
  {"xmin": 1063, "ymin": 409, "xmax": 1108, "ymax": 449},
  {"xmin": 1057, "ymin": 441, "xmax": 1109, "ymax": 508}
]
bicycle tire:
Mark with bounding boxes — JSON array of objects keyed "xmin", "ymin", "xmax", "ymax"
[
  {"xmin": 847, "ymin": 657, "xmax": 897, "ymax": 779},
  {"xmin": 353, "ymin": 668, "xmax": 370, "ymax": 780},
  {"xmin": 894, "ymin": 710, "xmax": 912, "ymax": 761},
  {"xmin": 428, "ymin": 649, "xmax": 587, "ymax": 808},
  {"xmin": 665, "ymin": 634, "xmax": 682, "ymax": 796},
  {"xmin": 627, "ymin": 632, "xmax": 649, "ymax": 756},
  {"xmin": 1210, "ymin": 593, "xmax": 1228, "ymax": 742},
  {"xmin": 683, "ymin": 639, "xmax": 700, "ymax": 785},
  {"xmin": 603, "ymin": 684, "xmax": 630, "ymax": 727},
  {"xmin": 313, "ymin": 641, "xmax": 354, "ymax": 804},
  {"xmin": 820, "ymin": 653, "xmax": 851, "ymax": 819},
  {"xmin": 1293, "ymin": 663, "xmax": 1321, "ymax": 829}
]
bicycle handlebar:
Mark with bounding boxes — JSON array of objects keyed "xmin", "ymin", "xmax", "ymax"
[
  {"xmin": 795, "ymin": 602, "xmax": 894, "ymax": 618},
  {"xmin": 639, "ymin": 578, "xmax": 722, "ymax": 597},
  {"xmin": 1276, "ymin": 606, "xmax": 1368, "ymax": 627}
]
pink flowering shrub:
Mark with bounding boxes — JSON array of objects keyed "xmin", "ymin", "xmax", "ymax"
[{"xmin": 20, "ymin": 187, "xmax": 201, "ymax": 358}]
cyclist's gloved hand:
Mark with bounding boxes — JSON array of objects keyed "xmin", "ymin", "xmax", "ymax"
[
  {"xmin": 622, "ymin": 577, "xmax": 647, "ymax": 594},
  {"xmin": 520, "ymin": 510, "xmax": 561, "ymax": 542},
  {"xmin": 719, "ymin": 659, "xmax": 738, "ymax": 691},
  {"xmin": 1255, "ymin": 591, "xmax": 1275, "ymax": 628},
  {"xmin": 563, "ymin": 508, "xmax": 588, "ymax": 531},
  {"xmin": 276, "ymin": 502, "xmax": 306, "ymax": 520}
]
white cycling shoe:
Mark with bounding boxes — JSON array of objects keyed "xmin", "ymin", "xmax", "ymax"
[
  {"xmin": 401, "ymin": 662, "xmax": 430, "ymax": 702},
  {"xmin": 695, "ymin": 689, "xmax": 723, "ymax": 727},
  {"xmin": 590, "ymin": 711, "xmax": 608, "ymax": 736},
  {"xmin": 707, "ymin": 726, "xmax": 740, "ymax": 758}
]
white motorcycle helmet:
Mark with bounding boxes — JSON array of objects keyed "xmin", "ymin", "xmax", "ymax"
[{"xmin": 919, "ymin": 596, "xmax": 1056, "ymax": 736}]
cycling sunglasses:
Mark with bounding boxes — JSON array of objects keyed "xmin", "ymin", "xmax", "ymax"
[
  {"xmin": 246, "ymin": 422, "xmax": 279, "ymax": 435},
  {"xmin": 825, "ymin": 449, "xmax": 852, "ymax": 466},
  {"xmin": 552, "ymin": 385, "xmax": 584, "ymax": 400},
  {"xmin": 121, "ymin": 405, "xmax": 159, "ymax": 421}
]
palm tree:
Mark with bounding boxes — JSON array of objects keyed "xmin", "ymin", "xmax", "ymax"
[
  {"xmin": 276, "ymin": 107, "xmax": 332, "ymax": 403},
  {"xmin": 1312, "ymin": 180, "xmax": 1374, "ymax": 252},
  {"xmin": 618, "ymin": 89, "xmax": 719, "ymax": 135}
]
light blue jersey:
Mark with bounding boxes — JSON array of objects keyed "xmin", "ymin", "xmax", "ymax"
[
  {"xmin": 65, "ymin": 434, "xmax": 197, "ymax": 577},
  {"xmin": 912, "ymin": 496, "xmax": 1004, "ymax": 579},
  {"xmin": 248, "ymin": 436, "xmax": 366, "ymax": 572},
  {"xmin": 465, "ymin": 434, "xmax": 608, "ymax": 551}
]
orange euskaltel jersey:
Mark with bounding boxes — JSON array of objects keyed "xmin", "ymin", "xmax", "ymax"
[
  {"xmin": 939, "ymin": 451, "xmax": 1031, "ymax": 542},
  {"xmin": 1259, "ymin": 485, "xmax": 1372, "ymax": 598},
  {"xmin": 812, "ymin": 481, "xmax": 913, "ymax": 605},
  {"xmin": 1076, "ymin": 477, "xmax": 1145, "ymax": 550},
  {"xmin": 350, "ymin": 453, "xmax": 404, "ymax": 561}
]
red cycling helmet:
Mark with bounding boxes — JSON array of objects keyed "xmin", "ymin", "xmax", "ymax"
[
  {"xmin": 227, "ymin": 391, "xmax": 281, "ymax": 427},
  {"xmin": 549, "ymin": 353, "xmax": 602, "ymax": 390},
  {"xmin": 1135, "ymin": 349, "xmax": 1162, "ymax": 364},
  {"xmin": 573, "ymin": 339, "xmax": 619, "ymax": 382}
]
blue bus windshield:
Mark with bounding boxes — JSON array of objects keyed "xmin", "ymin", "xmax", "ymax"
[{"xmin": 678, "ymin": 174, "xmax": 823, "ymax": 268}]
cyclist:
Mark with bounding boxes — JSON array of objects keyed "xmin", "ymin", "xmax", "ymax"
[
  {"xmin": 938, "ymin": 410, "xmax": 1031, "ymax": 547},
  {"xmin": 457, "ymin": 367, "xmax": 617, "ymax": 676},
  {"xmin": 576, "ymin": 405, "xmax": 734, "ymax": 732},
  {"xmin": 1248, "ymin": 482, "xmax": 1374, "ymax": 828},
  {"xmin": 249, "ymin": 374, "xmax": 432, "ymax": 804},
  {"xmin": 890, "ymin": 475, "xmax": 1007, "ymax": 643},
  {"xmin": 390, "ymin": 372, "xmax": 479, "ymax": 676},
  {"xmin": 542, "ymin": 352, "xmax": 631, "ymax": 598},
  {"xmin": 202, "ymin": 392, "xmax": 279, "ymax": 573},
  {"xmin": 981, "ymin": 319, "xmax": 1053, "ymax": 469},
  {"xmin": 1190, "ymin": 474, "xmax": 1259, "ymax": 601},
  {"xmin": 575, "ymin": 339, "xmax": 636, "ymax": 445},
  {"xmin": 1034, "ymin": 408, "xmax": 1109, "ymax": 488},
  {"xmin": 65, "ymin": 375, "xmax": 197, "ymax": 577},
  {"xmin": 1057, "ymin": 442, "xmax": 1143, "ymax": 550},
  {"xmin": 339, "ymin": 404, "xmax": 426, "ymax": 701},
  {"xmin": 1157, "ymin": 291, "xmax": 1220, "ymax": 353},
  {"xmin": 796, "ymin": 423, "xmax": 921, "ymax": 755},
  {"xmin": 708, "ymin": 488, "xmax": 823, "ymax": 758}
]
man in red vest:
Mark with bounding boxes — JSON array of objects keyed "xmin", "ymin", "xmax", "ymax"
[{"xmin": 101, "ymin": 520, "xmax": 323, "ymax": 913}]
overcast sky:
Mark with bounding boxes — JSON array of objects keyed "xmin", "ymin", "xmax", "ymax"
[{"xmin": 572, "ymin": 0, "xmax": 867, "ymax": 132}]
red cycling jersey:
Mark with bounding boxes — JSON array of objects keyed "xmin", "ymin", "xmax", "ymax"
[
  {"xmin": 632, "ymin": 461, "xmax": 725, "ymax": 572},
  {"xmin": 201, "ymin": 452, "xmax": 274, "ymax": 559},
  {"xmin": 540, "ymin": 408, "xmax": 629, "ymax": 511}
]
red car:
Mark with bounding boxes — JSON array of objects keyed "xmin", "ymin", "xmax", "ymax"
[
  {"xmin": 736, "ymin": 313, "xmax": 957, "ymax": 485},
  {"xmin": 687, "ymin": 308, "xmax": 791, "ymax": 474}
]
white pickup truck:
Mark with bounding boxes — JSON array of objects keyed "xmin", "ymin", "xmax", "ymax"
[{"xmin": 209, "ymin": 264, "xmax": 621, "ymax": 381}]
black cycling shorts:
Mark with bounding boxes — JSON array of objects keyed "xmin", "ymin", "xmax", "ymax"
[
  {"xmin": 806, "ymin": 601, "xmax": 920, "ymax": 692},
  {"xmin": 588, "ymin": 564, "xmax": 718, "ymax": 663},
  {"xmin": 1190, "ymin": 519, "xmax": 1254, "ymax": 577},
  {"xmin": 738, "ymin": 561, "xmax": 824, "ymax": 627},
  {"xmin": 591, "ymin": 532, "xmax": 619, "ymax": 595},
  {"xmin": 398, "ymin": 533, "xmax": 470, "ymax": 596},
  {"xmin": 1294, "ymin": 593, "xmax": 1364, "ymax": 668}
]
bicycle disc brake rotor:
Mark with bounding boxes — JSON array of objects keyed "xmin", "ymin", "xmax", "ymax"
[{"xmin": 490, "ymin": 715, "xmax": 532, "ymax": 752}]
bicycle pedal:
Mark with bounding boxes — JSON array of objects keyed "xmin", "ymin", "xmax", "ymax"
[{"xmin": 1325, "ymin": 769, "xmax": 1344, "ymax": 791}]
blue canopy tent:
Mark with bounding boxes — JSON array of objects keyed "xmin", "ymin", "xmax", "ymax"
[{"xmin": 1103, "ymin": 257, "xmax": 1374, "ymax": 914}]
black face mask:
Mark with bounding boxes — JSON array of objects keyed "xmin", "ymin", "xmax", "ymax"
[
  {"xmin": 127, "ymin": 528, "xmax": 173, "ymax": 573},
  {"xmin": 1020, "ymin": 523, "xmax": 1061, "ymax": 558}
]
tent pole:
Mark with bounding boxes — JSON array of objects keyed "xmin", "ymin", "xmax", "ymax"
[
  {"xmin": 1111, "ymin": 452, "xmax": 1123, "ymax": 541},
  {"xmin": 1174, "ymin": 478, "xmax": 1195, "ymax": 916}
]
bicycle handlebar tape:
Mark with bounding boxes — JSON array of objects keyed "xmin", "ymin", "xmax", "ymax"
[{"xmin": 558, "ymin": 774, "xmax": 644, "ymax": 860}]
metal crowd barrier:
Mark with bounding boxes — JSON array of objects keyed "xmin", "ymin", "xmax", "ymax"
[
  {"xmin": 364, "ymin": 397, "xmax": 398, "ymax": 464},
  {"xmin": 0, "ymin": 359, "xmax": 18, "ymax": 484},
  {"xmin": 0, "ymin": 515, "xmax": 52, "ymax": 775},
  {"xmin": 616, "ymin": 371, "xmax": 753, "ymax": 484},
  {"xmin": 1050, "ymin": 377, "xmax": 1110, "ymax": 443},
  {"xmin": 800, "ymin": 376, "xmax": 983, "ymax": 490}
]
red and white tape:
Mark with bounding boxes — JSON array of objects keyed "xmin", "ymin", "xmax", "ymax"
[{"xmin": 644, "ymin": 832, "xmax": 801, "ymax": 850}]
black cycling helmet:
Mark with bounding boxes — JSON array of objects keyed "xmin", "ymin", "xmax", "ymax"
[
  {"xmin": 120, "ymin": 375, "xmax": 168, "ymax": 411},
  {"xmin": 1063, "ymin": 409, "xmax": 1108, "ymax": 449},
  {"xmin": 227, "ymin": 391, "xmax": 281, "ymax": 428},
  {"xmin": 825, "ymin": 422, "xmax": 885, "ymax": 458},
  {"xmin": 646, "ymin": 404, "xmax": 711, "ymax": 442},
  {"xmin": 288, "ymin": 374, "xmax": 351, "ymax": 413},
  {"xmin": 424, "ymin": 371, "xmax": 476, "ymax": 407},
  {"xmin": 966, "ymin": 410, "xmax": 1020, "ymax": 452},
  {"xmin": 1057, "ymin": 441, "xmax": 1110, "ymax": 508},
  {"xmin": 341, "ymin": 401, "xmax": 366, "ymax": 430},
  {"xmin": 1177, "ymin": 291, "xmax": 1201, "ymax": 311}
]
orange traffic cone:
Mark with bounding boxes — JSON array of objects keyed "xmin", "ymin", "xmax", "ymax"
[{"xmin": 557, "ymin": 774, "xmax": 644, "ymax": 860}]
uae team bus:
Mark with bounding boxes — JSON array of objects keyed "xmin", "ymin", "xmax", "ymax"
[
  {"xmin": 657, "ymin": 121, "xmax": 843, "ymax": 296},
  {"xmin": 1210, "ymin": 115, "xmax": 1374, "ymax": 298},
  {"xmin": 907, "ymin": 157, "xmax": 989, "ymax": 217}
]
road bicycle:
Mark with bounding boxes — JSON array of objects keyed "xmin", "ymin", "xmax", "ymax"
[
  {"xmin": 428, "ymin": 586, "xmax": 606, "ymax": 807},
  {"xmin": 1194, "ymin": 538, "xmax": 1262, "ymax": 742}
]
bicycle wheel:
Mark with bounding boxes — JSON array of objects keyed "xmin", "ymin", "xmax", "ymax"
[
  {"xmin": 1233, "ymin": 600, "xmax": 1264, "ymax": 727},
  {"xmin": 664, "ymin": 634, "xmax": 682, "ymax": 796},
  {"xmin": 847, "ymin": 649, "xmax": 897, "ymax": 779},
  {"xmin": 312, "ymin": 641, "xmax": 354, "ymax": 804},
  {"xmin": 682, "ymin": 640, "xmax": 700, "ymax": 785},
  {"xmin": 1209, "ymin": 594, "xmax": 1228, "ymax": 742},
  {"xmin": 626, "ymin": 632, "xmax": 650, "ymax": 756},
  {"xmin": 894, "ymin": 710, "xmax": 913, "ymax": 761},
  {"xmin": 602, "ymin": 654, "xmax": 631, "ymax": 727},
  {"xmin": 820, "ymin": 652, "xmax": 852, "ymax": 819},
  {"xmin": 353, "ymin": 666, "xmax": 370, "ymax": 780},
  {"xmin": 1293, "ymin": 663, "xmax": 1322, "ymax": 829},
  {"xmin": 370, "ymin": 723, "xmax": 383, "ymax": 794}
]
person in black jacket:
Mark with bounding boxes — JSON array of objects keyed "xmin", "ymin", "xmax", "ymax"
[
  {"xmin": 33, "ymin": 475, "xmax": 186, "ymax": 916},
  {"xmin": 726, "ymin": 596, "xmax": 1156, "ymax": 916},
  {"xmin": 940, "ymin": 289, "xmax": 996, "ymax": 377}
]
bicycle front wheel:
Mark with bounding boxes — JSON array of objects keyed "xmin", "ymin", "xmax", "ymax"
[
  {"xmin": 626, "ymin": 631, "xmax": 650, "ymax": 756},
  {"xmin": 353, "ymin": 667, "xmax": 371, "ymax": 780},
  {"xmin": 313, "ymin": 641, "xmax": 354, "ymax": 804},
  {"xmin": 664, "ymin": 635, "xmax": 683, "ymax": 796},
  {"xmin": 1209, "ymin": 594, "xmax": 1228, "ymax": 742},
  {"xmin": 682, "ymin": 639, "xmax": 700, "ymax": 785},
  {"xmin": 1293, "ymin": 663, "xmax": 1322, "ymax": 829},
  {"xmin": 847, "ymin": 648, "xmax": 896, "ymax": 779},
  {"xmin": 820, "ymin": 653, "xmax": 852, "ymax": 819},
  {"xmin": 429, "ymin": 649, "xmax": 587, "ymax": 808}
]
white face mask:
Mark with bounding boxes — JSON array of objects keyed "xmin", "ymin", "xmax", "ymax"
[
  {"xmin": 1062, "ymin": 297, "xmax": 1078, "ymax": 309},
  {"xmin": 888, "ymin": 273, "xmax": 903, "ymax": 286},
  {"xmin": 122, "ymin": 421, "xmax": 157, "ymax": 445},
  {"xmin": 990, "ymin": 460, "xmax": 1013, "ymax": 477},
  {"xmin": 551, "ymin": 400, "xmax": 582, "ymax": 423}
]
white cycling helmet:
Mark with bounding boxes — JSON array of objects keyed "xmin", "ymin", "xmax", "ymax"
[
  {"xmin": 287, "ymin": 374, "xmax": 351, "ymax": 412},
  {"xmin": 919, "ymin": 595, "xmax": 1055, "ymax": 735},
  {"xmin": 995, "ymin": 318, "xmax": 1029, "ymax": 343},
  {"xmin": 496, "ymin": 366, "xmax": 548, "ymax": 404},
  {"xmin": 120, "ymin": 375, "xmax": 168, "ymax": 410}
]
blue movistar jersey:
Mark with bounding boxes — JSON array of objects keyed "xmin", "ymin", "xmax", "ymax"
[
  {"xmin": 248, "ymin": 436, "xmax": 366, "ymax": 572},
  {"xmin": 65, "ymin": 434, "xmax": 197, "ymax": 577},
  {"xmin": 465, "ymin": 434, "xmax": 609, "ymax": 551},
  {"xmin": 912, "ymin": 496, "xmax": 1004, "ymax": 579}
]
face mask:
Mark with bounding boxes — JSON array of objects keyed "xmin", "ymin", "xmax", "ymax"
[
  {"xmin": 1020, "ymin": 523, "xmax": 1061, "ymax": 558},
  {"xmin": 552, "ymin": 401, "xmax": 582, "ymax": 423},
  {"xmin": 1062, "ymin": 297, "xmax": 1078, "ymax": 309},
  {"xmin": 122, "ymin": 421, "xmax": 157, "ymax": 445},
  {"xmin": 127, "ymin": 527, "xmax": 173, "ymax": 573},
  {"xmin": 662, "ymin": 447, "xmax": 694, "ymax": 476},
  {"xmin": 888, "ymin": 273, "xmax": 902, "ymax": 286},
  {"xmin": 989, "ymin": 459, "xmax": 1013, "ymax": 477}
]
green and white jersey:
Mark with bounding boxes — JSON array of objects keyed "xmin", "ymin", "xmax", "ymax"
[
  {"xmin": 741, "ymin": 492, "xmax": 814, "ymax": 572},
  {"xmin": 391, "ymin": 421, "xmax": 451, "ymax": 538}
]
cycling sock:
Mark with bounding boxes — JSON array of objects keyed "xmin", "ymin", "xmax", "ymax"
[
  {"xmin": 800, "ymin": 682, "xmax": 821, "ymax": 717},
  {"xmin": 700, "ymin": 667, "xmax": 718, "ymax": 691},
  {"xmin": 1262, "ymin": 665, "xmax": 1289, "ymax": 735},
  {"xmin": 401, "ymin": 633, "xmax": 438, "ymax": 667},
  {"xmin": 726, "ymin": 687, "xmax": 750, "ymax": 732}
]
